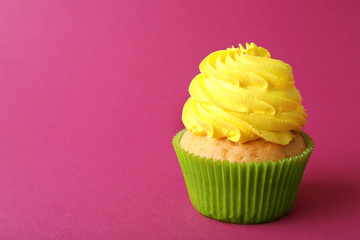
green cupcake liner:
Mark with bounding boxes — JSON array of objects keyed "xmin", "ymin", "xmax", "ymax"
[{"xmin": 173, "ymin": 129, "xmax": 314, "ymax": 224}]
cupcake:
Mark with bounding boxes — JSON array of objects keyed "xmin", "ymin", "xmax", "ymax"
[{"xmin": 172, "ymin": 43, "xmax": 314, "ymax": 224}]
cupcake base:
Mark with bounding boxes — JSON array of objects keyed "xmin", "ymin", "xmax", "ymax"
[{"xmin": 173, "ymin": 129, "xmax": 314, "ymax": 224}]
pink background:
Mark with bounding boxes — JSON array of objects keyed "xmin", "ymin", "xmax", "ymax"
[{"xmin": 0, "ymin": 0, "xmax": 359, "ymax": 239}]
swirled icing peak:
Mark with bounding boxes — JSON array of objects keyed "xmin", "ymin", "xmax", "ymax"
[{"xmin": 182, "ymin": 42, "xmax": 307, "ymax": 145}]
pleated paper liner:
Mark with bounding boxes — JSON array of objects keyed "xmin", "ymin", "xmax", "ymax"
[{"xmin": 173, "ymin": 129, "xmax": 314, "ymax": 224}]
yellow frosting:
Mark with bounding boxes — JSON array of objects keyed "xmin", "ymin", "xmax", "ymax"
[{"xmin": 182, "ymin": 42, "xmax": 307, "ymax": 145}]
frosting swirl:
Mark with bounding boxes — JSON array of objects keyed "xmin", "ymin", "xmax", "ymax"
[{"xmin": 182, "ymin": 43, "xmax": 307, "ymax": 145}]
